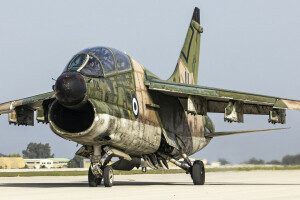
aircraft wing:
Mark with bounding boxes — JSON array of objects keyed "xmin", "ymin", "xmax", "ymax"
[
  {"xmin": 0, "ymin": 92, "xmax": 55, "ymax": 125},
  {"xmin": 145, "ymin": 79, "xmax": 300, "ymax": 124}
]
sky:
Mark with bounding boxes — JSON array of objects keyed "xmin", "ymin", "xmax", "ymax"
[{"xmin": 0, "ymin": 0, "xmax": 300, "ymax": 163}]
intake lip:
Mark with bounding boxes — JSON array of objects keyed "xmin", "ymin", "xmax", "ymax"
[{"xmin": 54, "ymin": 72, "xmax": 86, "ymax": 106}]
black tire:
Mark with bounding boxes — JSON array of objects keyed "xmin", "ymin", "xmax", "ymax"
[
  {"xmin": 88, "ymin": 166, "xmax": 102, "ymax": 187},
  {"xmin": 96, "ymin": 177, "xmax": 102, "ymax": 185},
  {"xmin": 103, "ymin": 166, "xmax": 114, "ymax": 187},
  {"xmin": 191, "ymin": 160, "xmax": 205, "ymax": 185}
]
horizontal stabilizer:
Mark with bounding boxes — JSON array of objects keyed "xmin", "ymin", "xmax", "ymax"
[{"xmin": 205, "ymin": 127, "xmax": 289, "ymax": 138}]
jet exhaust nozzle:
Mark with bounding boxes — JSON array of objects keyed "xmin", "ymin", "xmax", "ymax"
[{"xmin": 54, "ymin": 72, "xmax": 86, "ymax": 107}]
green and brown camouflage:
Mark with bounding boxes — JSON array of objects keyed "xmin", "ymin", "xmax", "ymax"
[
  {"xmin": 0, "ymin": 7, "xmax": 300, "ymax": 184},
  {"xmin": 168, "ymin": 7, "xmax": 203, "ymax": 85}
]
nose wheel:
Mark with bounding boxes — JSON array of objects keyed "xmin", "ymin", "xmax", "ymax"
[{"xmin": 103, "ymin": 166, "xmax": 114, "ymax": 187}]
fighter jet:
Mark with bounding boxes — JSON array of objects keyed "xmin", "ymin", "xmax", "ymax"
[{"xmin": 0, "ymin": 7, "xmax": 299, "ymax": 187}]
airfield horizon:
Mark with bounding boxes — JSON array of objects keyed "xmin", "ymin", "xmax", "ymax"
[{"xmin": 0, "ymin": 165, "xmax": 300, "ymax": 177}]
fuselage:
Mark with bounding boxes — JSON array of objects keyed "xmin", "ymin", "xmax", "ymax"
[{"xmin": 48, "ymin": 46, "xmax": 214, "ymax": 157}]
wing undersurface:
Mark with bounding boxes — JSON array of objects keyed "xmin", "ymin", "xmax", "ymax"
[
  {"xmin": 0, "ymin": 92, "xmax": 55, "ymax": 115},
  {"xmin": 145, "ymin": 79, "xmax": 300, "ymax": 113}
]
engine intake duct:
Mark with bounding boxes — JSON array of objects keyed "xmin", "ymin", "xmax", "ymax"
[{"xmin": 49, "ymin": 100, "xmax": 94, "ymax": 133}]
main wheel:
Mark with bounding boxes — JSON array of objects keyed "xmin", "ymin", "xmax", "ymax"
[
  {"xmin": 88, "ymin": 166, "xmax": 102, "ymax": 187},
  {"xmin": 103, "ymin": 166, "xmax": 114, "ymax": 187},
  {"xmin": 191, "ymin": 160, "xmax": 205, "ymax": 185}
]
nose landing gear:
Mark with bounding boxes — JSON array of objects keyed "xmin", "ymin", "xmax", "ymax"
[
  {"xmin": 88, "ymin": 145, "xmax": 114, "ymax": 187},
  {"xmin": 88, "ymin": 163, "xmax": 114, "ymax": 187}
]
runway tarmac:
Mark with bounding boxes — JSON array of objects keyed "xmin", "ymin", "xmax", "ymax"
[{"xmin": 1, "ymin": 170, "xmax": 300, "ymax": 200}]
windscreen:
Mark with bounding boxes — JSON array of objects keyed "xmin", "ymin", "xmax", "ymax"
[
  {"xmin": 65, "ymin": 54, "xmax": 103, "ymax": 77},
  {"xmin": 80, "ymin": 47, "xmax": 116, "ymax": 75}
]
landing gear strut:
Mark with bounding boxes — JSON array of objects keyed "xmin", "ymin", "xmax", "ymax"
[{"xmin": 88, "ymin": 166, "xmax": 102, "ymax": 187}]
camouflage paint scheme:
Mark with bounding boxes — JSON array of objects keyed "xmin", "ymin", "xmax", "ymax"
[
  {"xmin": 0, "ymin": 7, "xmax": 300, "ymax": 170},
  {"xmin": 48, "ymin": 58, "xmax": 162, "ymax": 156}
]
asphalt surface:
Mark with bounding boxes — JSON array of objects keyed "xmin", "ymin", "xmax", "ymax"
[{"xmin": 1, "ymin": 170, "xmax": 300, "ymax": 200}]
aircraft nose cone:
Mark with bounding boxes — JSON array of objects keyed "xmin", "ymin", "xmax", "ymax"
[{"xmin": 55, "ymin": 72, "xmax": 86, "ymax": 106}]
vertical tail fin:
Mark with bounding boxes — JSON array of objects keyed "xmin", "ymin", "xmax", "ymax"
[{"xmin": 168, "ymin": 7, "xmax": 203, "ymax": 85}]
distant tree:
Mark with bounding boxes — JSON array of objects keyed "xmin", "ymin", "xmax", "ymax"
[
  {"xmin": 0, "ymin": 153, "xmax": 7, "ymax": 157},
  {"xmin": 282, "ymin": 154, "xmax": 300, "ymax": 165},
  {"xmin": 218, "ymin": 158, "xmax": 230, "ymax": 165},
  {"xmin": 67, "ymin": 160, "xmax": 78, "ymax": 168},
  {"xmin": 0, "ymin": 153, "xmax": 21, "ymax": 157},
  {"xmin": 67, "ymin": 155, "xmax": 84, "ymax": 168},
  {"xmin": 266, "ymin": 160, "xmax": 281, "ymax": 165},
  {"xmin": 8, "ymin": 154, "xmax": 21, "ymax": 157},
  {"xmin": 22, "ymin": 142, "xmax": 54, "ymax": 158},
  {"xmin": 73, "ymin": 155, "xmax": 84, "ymax": 167},
  {"xmin": 244, "ymin": 157, "xmax": 265, "ymax": 165}
]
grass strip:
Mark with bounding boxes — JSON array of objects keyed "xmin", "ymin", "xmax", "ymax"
[{"xmin": 0, "ymin": 166, "xmax": 300, "ymax": 177}]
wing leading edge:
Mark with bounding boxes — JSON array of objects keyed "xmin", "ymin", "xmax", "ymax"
[{"xmin": 0, "ymin": 92, "xmax": 55, "ymax": 126}]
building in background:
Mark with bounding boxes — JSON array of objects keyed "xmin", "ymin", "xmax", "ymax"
[
  {"xmin": 47, "ymin": 158, "xmax": 70, "ymax": 168},
  {"xmin": 24, "ymin": 158, "xmax": 70, "ymax": 169},
  {"xmin": 83, "ymin": 159, "xmax": 91, "ymax": 168},
  {"xmin": 210, "ymin": 162, "xmax": 221, "ymax": 167},
  {"xmin": 0, "ymin": 157, "xmax": 25, "ymax": 169},
  {"xmin": 24, "ymin": 159, "xmax": 53, "ymax": 169}
]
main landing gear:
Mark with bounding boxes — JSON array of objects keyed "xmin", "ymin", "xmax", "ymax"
[
  {"xmin": 158, "ymin": 152, "xmax": 205, "ymax": 185},
  {"xmin": 191, "ymin": 160, "xmax": 205, "ymax": 185}
]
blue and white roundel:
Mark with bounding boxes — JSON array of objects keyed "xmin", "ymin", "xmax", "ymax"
[{"xmin": 132, "ymin": 94, "xmax": 139, "ymax": 119}]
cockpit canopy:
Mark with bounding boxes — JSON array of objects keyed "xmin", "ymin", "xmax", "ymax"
[{"xmin": 64, "ymin": 47, "xmax": 131, "ymax": 77}]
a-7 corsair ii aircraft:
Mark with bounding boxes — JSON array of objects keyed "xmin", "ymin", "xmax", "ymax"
[{"xmin": 0, "ymin": 7, "xmax": 299, "ymax": 187}]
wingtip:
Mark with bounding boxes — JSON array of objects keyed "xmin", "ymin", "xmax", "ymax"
[{"xmin": 192, "ymin": 7, "xmax": 200, "ymax": 24}]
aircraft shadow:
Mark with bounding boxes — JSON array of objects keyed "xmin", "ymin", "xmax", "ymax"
[
  {"xmin": 0, "ymin": 182, "xmax": 88, "ymax": 188},
  {"xmin": 0, "ymin": 181, "xmax": 189, "ymax": 188},
  {"xmin": 206, "ymin": 182, "xmax": 300, "ymax": 186},
  {"xmin": 1, "ymin": 181, "xmax": 300, "ymax": 188}
]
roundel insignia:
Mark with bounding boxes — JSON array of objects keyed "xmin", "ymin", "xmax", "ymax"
[{"xmin": 132, "ymin": 94, "xmax": 139, "ymax": 119}]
